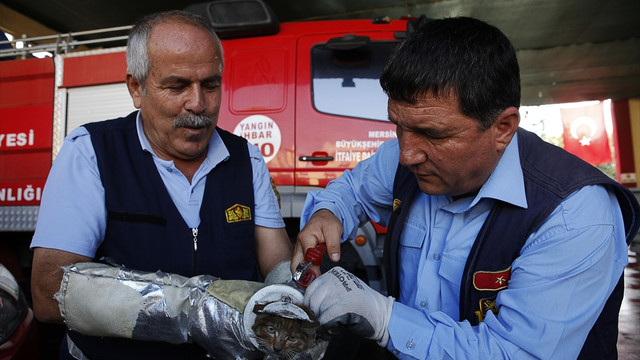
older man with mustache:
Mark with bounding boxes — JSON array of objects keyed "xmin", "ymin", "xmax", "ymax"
[{"xmin": 30, "ymin": 10, "xmax": 292, "ymax": 359}]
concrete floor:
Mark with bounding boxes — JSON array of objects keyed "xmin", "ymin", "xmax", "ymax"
[{"xmin": 618, "ymin": 251, "xmax": 640, "ymax": 360}]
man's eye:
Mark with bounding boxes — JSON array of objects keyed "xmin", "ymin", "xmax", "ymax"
[
  {"xmin": 420, "ymin": 130, "xmax": 447, "ymax": 140},
  {"xmin": 422, "ymin": 132, "xmax": 440, "ymax": 139},
  {"xmin": 203, "ymin": 82, "xmax": 220, "ymax": 90}
]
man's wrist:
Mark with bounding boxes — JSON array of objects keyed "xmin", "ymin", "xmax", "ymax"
[{"xmin": 376, "ymin": 295, "xmax": 394, "ymax": 346}]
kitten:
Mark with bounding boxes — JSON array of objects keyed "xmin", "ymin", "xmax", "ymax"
[{"xmin": 251, "ymin": 302, "xmax": 319, "ymax": 360}]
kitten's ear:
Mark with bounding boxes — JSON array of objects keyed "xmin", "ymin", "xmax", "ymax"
[
  {"xmin": 301, "ymin": 319, "xmax": 320, "ymax": 329},
  {"xmin": 298, "ymin": 305, "xmax": 320, "ymax": 328},
  {"xmin": 299, "ymin": 304, "xmax": 318, "ymax": 321},
  {"xmin": 253, "ymin": 303, "xmax": 267, "ymax": 314}
]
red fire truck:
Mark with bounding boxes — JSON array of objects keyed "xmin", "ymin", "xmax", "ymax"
[{"xmin": 0, "ymin": 1, "xmax": 416, "ymax": 297}]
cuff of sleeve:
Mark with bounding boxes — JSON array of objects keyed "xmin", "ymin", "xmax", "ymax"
[
  {"xmin": 376, "ymin": 295, "xmax": 395, "ymax": 347},
  {"xmin": 387, "ymin": 302, "xmax": 432, "ymax": 359}
]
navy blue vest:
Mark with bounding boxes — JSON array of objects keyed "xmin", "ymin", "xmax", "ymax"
[
  {"xmin": 67, "ymin": 112, "xmax": 258, "ymax": 359},
  {"xmin": 385, "ymin": 128, "xmax": 640, "ymax": 359}
]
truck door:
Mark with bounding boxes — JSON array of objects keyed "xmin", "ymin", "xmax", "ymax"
[
  {"xmin": 294, "ymin": 31, "xmax": 401, "ymax": 293},
  {"xmin": 295, "ymin": 33, "xmax": 399, "ymax": 190}
]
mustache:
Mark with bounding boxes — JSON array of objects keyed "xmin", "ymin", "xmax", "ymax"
[{"xmin": 173, "ymin": 113, "xmax": 213, "ymax": 128}]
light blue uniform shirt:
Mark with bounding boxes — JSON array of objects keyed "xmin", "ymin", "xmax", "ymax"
[
  {"xmin": 32, "ymin": 111, "xmax": 284, "ymax": 257},
  {"xmin": 301, "ymin": 135, "xmax": 628, "ymax": 359}
]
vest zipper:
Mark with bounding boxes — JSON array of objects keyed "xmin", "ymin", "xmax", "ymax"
[
  {"xmin": 191, "ymin": 227, "xmax": 198, "ymax": 273},
  {"xmin": 192, "ymin": 228, "xmax": 199, "ymax": 251}
]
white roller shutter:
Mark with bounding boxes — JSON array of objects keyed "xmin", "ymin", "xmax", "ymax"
[{"xmin": 66, "ymin": 83, "xmax": 137, "ymax": 135}]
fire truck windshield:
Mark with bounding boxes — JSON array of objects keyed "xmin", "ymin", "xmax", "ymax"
[{"xmin": 311, "ymin": 41, "xmax": 398, "ymax": 121}]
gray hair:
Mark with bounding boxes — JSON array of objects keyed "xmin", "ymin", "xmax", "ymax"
[{"xmin": 126, "ymin": 10, "xmax": 223, "ymax": 87}]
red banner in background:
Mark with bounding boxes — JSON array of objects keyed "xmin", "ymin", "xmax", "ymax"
[{"xmin": 560, "ymin": 102, "xmax": 612, "ymax": 166}]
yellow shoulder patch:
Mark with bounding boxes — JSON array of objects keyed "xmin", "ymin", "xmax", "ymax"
[{"xmin": 271, "ymin": 177, "xmax": 281, "ymax": 209}]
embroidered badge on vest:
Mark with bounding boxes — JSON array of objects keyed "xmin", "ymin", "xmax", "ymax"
[
  {"xmin": 225, "ymin": 204, "xmax": 252, "ymax": 223},
  {"xmin": 476, "ymin": 297, "xmax": 500, "ymax": 322},
  {"xmin": 392, "ymin": 198, "xmax": 402, "ymax": 212},
  {"xmin": 472, "ymin": 267, "xmax": 511, "ymax": 291}
]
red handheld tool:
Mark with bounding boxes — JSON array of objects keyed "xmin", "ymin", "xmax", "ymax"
[{"xmin": 292, "ymin": 243, "xmax": 327, "ymax": 288}]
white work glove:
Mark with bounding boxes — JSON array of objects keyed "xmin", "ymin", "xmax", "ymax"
[{"xmin": 303, "ymin": 266, "xmax": 394, "ymax": 346}]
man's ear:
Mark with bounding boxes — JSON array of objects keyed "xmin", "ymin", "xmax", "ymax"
[
  {"xmin": 126, "ymin": 73, "xmax": 143, "ymax": 109},
  {"xmin": 494, "ymin": 106, "xmax": 520, "ymax": 151}
]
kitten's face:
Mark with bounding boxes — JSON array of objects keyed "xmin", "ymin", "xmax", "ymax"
[{"xmin": 251, "ymin": 304, "xmax": 319, "ymax": 360}]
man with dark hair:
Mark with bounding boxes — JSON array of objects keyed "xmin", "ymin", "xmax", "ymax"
[
  {"xmin": 30, "ymin": 10, "xmax": 292, "ymax": 359},
  {"xmin": 295, "ymin": 17, "xmax": 639, "ymax": 359}
]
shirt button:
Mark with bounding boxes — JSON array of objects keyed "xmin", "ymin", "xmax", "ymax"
[
  {"xmin": 433, "ymin": 253, "xmax": 441, "ymax": 261},
  {"xmin": 407, "ymin": 340, "xmax": 415, "ymax": 350},
  {"xmin": 420, "ymin": 300, "xmax": 427, "ymax": 308}
]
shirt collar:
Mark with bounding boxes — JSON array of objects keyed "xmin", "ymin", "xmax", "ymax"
[
  {"xmin": 135, "ymin": 111, "xmax": 230, "ymax": 171},
  {"xmin": 470, "ymin": 132, "xmax": 528, "ymax": 209}
]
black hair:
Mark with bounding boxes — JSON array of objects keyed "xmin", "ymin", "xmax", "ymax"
[{"xmin": 380, "ymin": 17, "xmax": 520, "ymax": 129}]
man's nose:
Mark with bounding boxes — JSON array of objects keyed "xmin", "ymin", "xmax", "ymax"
[
  {"xmin": 398, "ymin": 132, "xmax": 427, "ymax": 166},
  {"xmin": 185, "ymin": 84, "xmax": 205, "ymax": 114}
]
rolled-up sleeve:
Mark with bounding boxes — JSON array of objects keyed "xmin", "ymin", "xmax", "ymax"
[
  {"xmin": 31, "ymin": 127, "xmax": 106, "ymax": 257},
  {"xmin": 248, "ymin": 143, "xmax": 285, "ymax": 229}
]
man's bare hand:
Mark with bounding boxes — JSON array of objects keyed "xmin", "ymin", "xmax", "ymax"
[{"xmin": 291, "ymin": 209, "xmax": 343, "ymax": 275}]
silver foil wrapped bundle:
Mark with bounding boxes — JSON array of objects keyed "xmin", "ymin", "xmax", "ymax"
[{"xmin": 55, "ymin": 262, "xmax": 327, "ymax": 360}]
